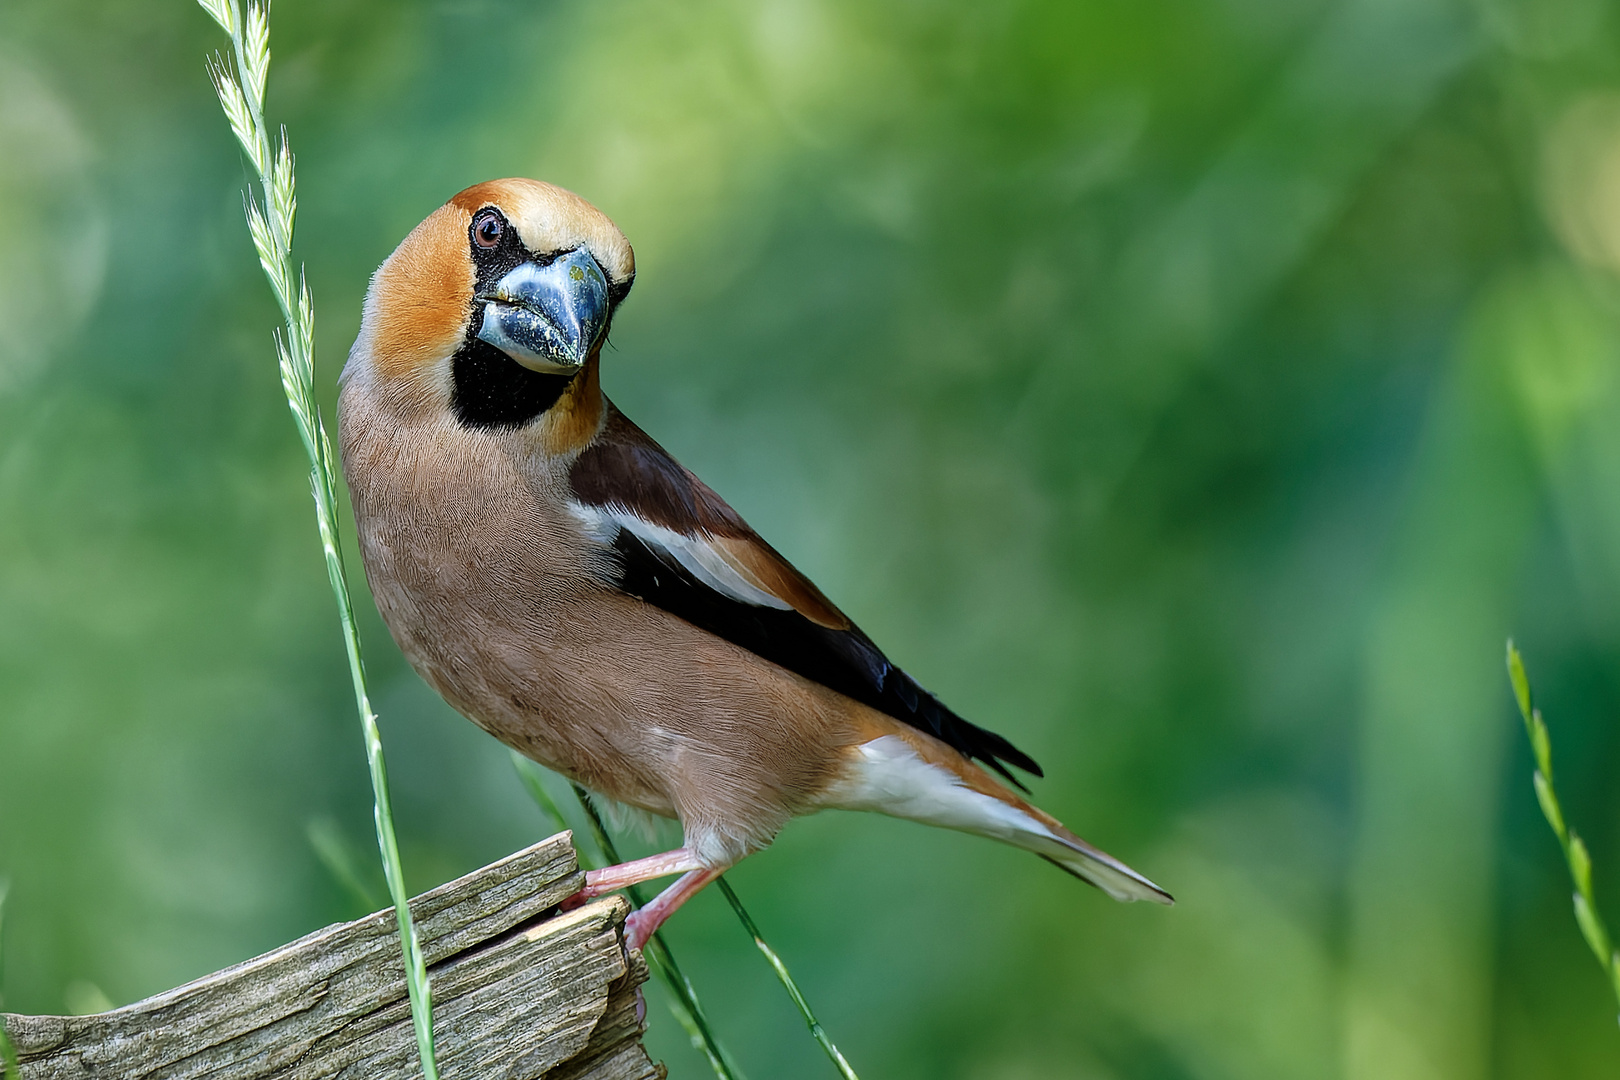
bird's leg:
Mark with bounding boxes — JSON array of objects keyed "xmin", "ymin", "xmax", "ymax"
[
  {"xmin": 560, "ymin": 847, "xmax": 703, "ymax": 911},
  {"xmin": 623, "ymin": 866, "xmax": 726, "ymax": 951}
]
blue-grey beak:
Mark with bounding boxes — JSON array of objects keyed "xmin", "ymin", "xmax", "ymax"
[{"xmin": 475, "ymin": 248, "xmax": 610, "ymax": 374}]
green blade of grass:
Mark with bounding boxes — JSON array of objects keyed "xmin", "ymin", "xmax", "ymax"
[
  {"xmin": 196, "ymin": 3, "xmax": 437, "ymax": 1076},
  {"xmin": 1506, "ymin": 639, "xmax": 1620, "ymax": 1023},
  {"xmin": 508, "ymin": 752, "xmax": 745, "ymax": 1080},
  {"xmin": 568, "ymin": 784, "xmax": 748, "ymax": 1080},
  {"xmin": 307, "ymin": 817, "xmax": 387, "ymax": 914},
  {"xmin": 511, "ymin": 752, "xmax": 574, "ymax": 838},
  {"xmin": 715, "ymin": 877, "xmax": 859, "ymax": 1080},
  {"xmin": 554, "ymin": 771, "xmax": 859, "ymax": 1078}
]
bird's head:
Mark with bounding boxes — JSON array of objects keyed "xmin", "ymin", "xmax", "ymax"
[{"xmin": 347, "ymin": 178, "xmax": 635, "ymax": 432}]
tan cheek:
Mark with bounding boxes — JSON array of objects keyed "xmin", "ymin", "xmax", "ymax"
[{"xmin": 366, "ymin": 209, "xmax": 474, "ymax": 406}]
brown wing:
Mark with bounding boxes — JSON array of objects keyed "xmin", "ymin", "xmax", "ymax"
[
  {"xmin": 567, "ymin": 404, "xmax": 1043, "ymax": 786},
  {"xmin": 569, "ymin": 406, "xmax": 849, "ymax": 628}
]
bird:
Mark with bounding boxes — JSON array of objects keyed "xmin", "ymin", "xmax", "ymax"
[{"xmin": 338, "ymin": 178, "xmax": 1171, "ymax": 950}]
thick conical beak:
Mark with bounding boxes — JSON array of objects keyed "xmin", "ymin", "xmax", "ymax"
[{"xmin": 475, "ymin": 248, "xmax": 610, "ymax": 374}]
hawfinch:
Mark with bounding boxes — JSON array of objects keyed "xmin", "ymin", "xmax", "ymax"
[{"xmin": 339, "ymin": 179, "xmax": 1170, "ymax": 949}]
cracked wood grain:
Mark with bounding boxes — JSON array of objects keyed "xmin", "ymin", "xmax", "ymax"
[{"xmin": 2, "ymin": 833, "xmax": 663, "ymax": 1080}]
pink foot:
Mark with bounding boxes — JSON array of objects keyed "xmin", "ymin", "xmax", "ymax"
[
  {"xmin": 551, "ymin": 849, "xmax": 727, "ymax": 949},
  {"xmin": 622, "ymin": 866, "xmax": 724, "ymax": 950},
  {"xmin": 623, "ymin": 908, "xmax": 657, "ymax": 951},
  {"xmin": 557, "ymin": 847, "xmax": 702, "ymax": 914}
]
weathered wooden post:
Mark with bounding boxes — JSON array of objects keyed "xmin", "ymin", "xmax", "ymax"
[{"xmin": 1, "ymin": 833, "xmax": 663, "ymax": 1079}]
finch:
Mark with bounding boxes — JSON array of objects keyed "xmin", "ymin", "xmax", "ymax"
[{"xmin": 338, "ymin": 178, "xmax": 1169, "ymax": 949}]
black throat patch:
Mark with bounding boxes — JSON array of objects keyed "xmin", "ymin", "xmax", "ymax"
[
  {"xmin": 450, "ymin": 206, "xmax": 579, "ymax": 430},
  {"xmin": 450, "ymin": 335, "xmax": 575, "ymax": 429}
]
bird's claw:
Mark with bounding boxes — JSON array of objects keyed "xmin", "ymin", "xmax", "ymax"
[{"xmin": 623, "ymin": 908, "xmax": 655, "ymax": 952}]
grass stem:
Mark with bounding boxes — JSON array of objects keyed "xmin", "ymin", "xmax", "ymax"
[
  {"xmin": 196, "ymin": 2, "xmax": 437, "ymax": 1075},
  {"xmin": 1507, "ymin": 640, "xmax": 1620, "ymax": 1022},
  {"xmin": 714, "ymin": 878, "xmax": 859, "ymax": 1080},
  {"xmin": 509, "ymin": 754, "xmax": 858, "ymax": 1078},
  {"xmin": 568, "ymin": 785, "xmax": 748, "ymax": 1080},
  {"xmin": 509, "ymin": 753, "xmax": 744, "ymax": 1080}
]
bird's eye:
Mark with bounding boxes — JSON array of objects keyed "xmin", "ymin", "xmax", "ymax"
[{"xmin": 472, "ymin": 209, "xmax": 504, "ymax": 249}]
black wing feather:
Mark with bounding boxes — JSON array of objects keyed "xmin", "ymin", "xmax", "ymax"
[{"xmin": 609, "ymin": 530, "xmax": 1043, "ymax": 789}]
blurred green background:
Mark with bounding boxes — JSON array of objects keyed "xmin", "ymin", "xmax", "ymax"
[{"xmin": 3, "ymin": 0, "xmax": 1620, "ymax": 1076}]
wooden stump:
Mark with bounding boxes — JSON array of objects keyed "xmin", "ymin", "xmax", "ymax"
[{"xmin": 1, "ymin": 833, "xmax": 664, "ymax": 1079}]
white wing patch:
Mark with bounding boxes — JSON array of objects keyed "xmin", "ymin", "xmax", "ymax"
[{"xmin": 568, "ymin": 501, "xmax": 794, "ymax": 611}]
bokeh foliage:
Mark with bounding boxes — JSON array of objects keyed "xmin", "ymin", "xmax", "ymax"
[{"xmin": 2, "ymin": 0, "xmax": 1620, "ymax": 1077}]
